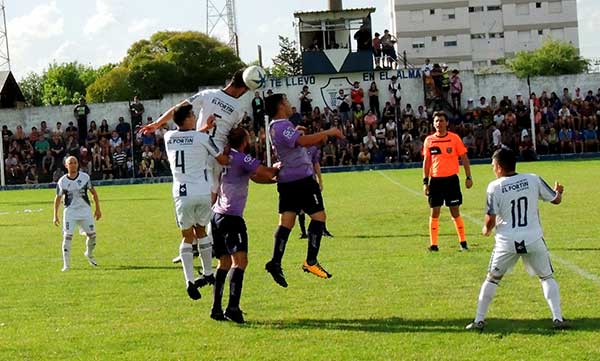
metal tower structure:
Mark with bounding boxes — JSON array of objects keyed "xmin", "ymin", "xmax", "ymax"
[
  {"xmin": 0, "ymin": 0, "xmax": 10, "ymax": 71},
  {"xmin": 206, "ymin": 0, "xmax": 239, "ymax": 56}
]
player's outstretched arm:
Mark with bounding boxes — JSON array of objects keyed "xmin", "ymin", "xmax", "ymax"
[
  {"xmin": 482, "ymin": 214, "xmax": 496, "ymax": 236},
  {"xmin": 90, "ymin": 188, "xmax": 102, "ymax": 220},
  {"xmin": 251, "ymin": 165, "xmax": 279, "ymax": 184},
  {"xmin": 53, "ymin": 195, "xmax": 62, "ymax": 226},
  {"xmin": 141, "ymin": 99, "xmax": 190, "ymax": 134},
  {"xmin": 551, "ymin": 181, "xmax": 564, "ymax": 205},
  {"xmin": 296, "ymin": 127, "xmax": 344, "ymax": 147}
]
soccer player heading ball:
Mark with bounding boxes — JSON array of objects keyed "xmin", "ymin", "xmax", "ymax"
[
  {"xmin": 466, "ymin": 148, "xmax": 569, "ymax": 331},
  {"xmin": 422, "ymin": 111, "xmax": 472, "ymax": 252},
  {"xmin": 263, "ymin": 94, "xmax": 344, "ymax": 288}
]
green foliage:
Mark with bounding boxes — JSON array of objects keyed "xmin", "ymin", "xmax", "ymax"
[
  {"xmin": 40, "ymin": 62, "xmax": 100, "ymax": 105},
  {"xmin": 128, "ymin": 59, "xmax": 182, "ymax": 100},
  {"xmin": 509, "ymin": 39, "xmax": 589, "ymax": 78},
  {"xmin": 86, "ymin": 67, "xmax": 133, "ymax": 103},
  {"xmin": 272, "ymin": 36, "xmax": 302, "ymax": 77},
  {"xmin": 18, "ymin": 72, "xmax": 44, "ymax": 106}
]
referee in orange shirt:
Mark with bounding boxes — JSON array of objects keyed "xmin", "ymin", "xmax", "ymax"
[{"xmin": 422, "ymin": 111, "xmax": 473, "ymax": 251}]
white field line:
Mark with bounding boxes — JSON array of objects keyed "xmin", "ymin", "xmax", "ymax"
[
  {"xmin": 377, "ymin": 170, "xmax": 600, "ymax": 287},
  {"xmin": 0, "ymin": 208, "xmax": 44, "ymax": 216}
]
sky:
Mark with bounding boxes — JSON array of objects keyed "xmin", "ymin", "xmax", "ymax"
[{"xmin": 4, "ymin": 0, "xmax": 600, "ymax": 81}]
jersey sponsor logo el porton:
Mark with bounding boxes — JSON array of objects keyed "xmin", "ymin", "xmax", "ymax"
[{"xmin": 502, "ymin": 179, "xmax": 529, "ymax": 193}]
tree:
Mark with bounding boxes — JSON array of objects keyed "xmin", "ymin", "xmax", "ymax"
[
  {"xmin": 509, "ymin": 39, "xmax": 589, "ymax": 78},
  {"xmin": 19, "ymin": 72, "xmax": 44, "ymax": 106},
  {"xmin": 86, "ymin": 67, "xmax": 133, "ymax": 103},
  {"xmin": 41, "ymin": 62, "xmax": 98, "ymax": 105},
  {"xmin": 128, "ymin": 59, "xmax": 183, "ymax": 100},
  {"xmin": 271, "ymin": 36, "xmax": 302, "ymax": 77}
]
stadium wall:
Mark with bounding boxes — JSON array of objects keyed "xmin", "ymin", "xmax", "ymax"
[{"xmin": 1, "ymin": 71, "xmax": 600, "ymax": 131}]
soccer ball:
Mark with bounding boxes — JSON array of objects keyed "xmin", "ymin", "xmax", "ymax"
[{"xmin": 242, "ymin": 66, "xmax": 267, "ymax": 90}]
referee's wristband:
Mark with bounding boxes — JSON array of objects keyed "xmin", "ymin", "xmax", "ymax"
[
  {"xmin": 423, "ymin": 177, "xmax": 429, "ymax": 185},
  {"xmin": 466, "ymin": 176, "xmax": 472, "ymax": 180}
]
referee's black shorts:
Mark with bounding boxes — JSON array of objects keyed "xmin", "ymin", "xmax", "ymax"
[
  {"xmin": 428, "ymin": 174, "xmax": 462, "ymax": 208},
  {"xmin": 277, "ymin": 176, "xmax": 325, "ymax": 215}
]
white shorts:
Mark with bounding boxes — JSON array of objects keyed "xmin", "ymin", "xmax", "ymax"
[
  {"xmin": 209, "ymin": 157, "xmax": 224, "ymax": 194},
  {"xmin": 63, "ymin": 212, "xmax": 96, "ymax": 236},
  {"xmin": 174, "ymin": 194, "xmax": 212, "ymax": 230},
  {"xmin": 488, "ymin": 238, "xmax": 554, "ymax": 279}
]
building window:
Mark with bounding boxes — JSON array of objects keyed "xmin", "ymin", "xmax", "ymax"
[
  {"xmin": 487, "ymin": 5, "xmax": 501, "ymax": 11},
  {"xmin": 442, "ymin": 9, "xmax": 456, "ymax": 21},
  {"xmin": 549, "ymin": 1, "xmax": 563, "ymax": 13},
  {"xmin": 469, "ymin": 6, "xmax": 484, "ymax": 13},
  {"xmin": 430, "ymin": 9, "xmax": 435, "ymax": 15},
  {"xmin": 489, "ymin": 32, "xmax": 504, "ymax": 39},
  {"xmin": 432, "ymin": 36, "xmax": 437, "ymax": 42},
  {"xmin": 538, "ymin": 29, "xmax": 544, "ymax": 35},
  {"xmin": 412, "ymin": 42, "xmax": 425, "ymax": 49},
  {"xmin": 516, "ymin": 3, "xmax": 530, "ymax": 15},
  {"xmin": 444, "ymin": 40, "xmax": 458, "ymax": 47},
  {"xmin": 410, "ymin": 10, "xmax": 424, "ymax": 23},
  {"xmin": 471, "ymin": 33, "xmax": 486, "ymax": 39},
  {"xmin": 536, "ymin": 2, "xmax": 542, "ymax": 8}
]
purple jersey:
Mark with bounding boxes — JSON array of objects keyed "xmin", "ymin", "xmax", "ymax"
[
  {"xmin": 269, "ymin": 119, "xmax": 313, "ymax": 183},
  {"xmin": 213, "ymin": 150, "xmax": 260, "ymax": 217},
  {"xmin": 306, "ymin": 146, "xmax": 321, "ymax": 165}
]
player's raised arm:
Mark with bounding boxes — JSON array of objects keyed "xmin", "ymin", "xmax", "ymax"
[
  {"xmin": 141, "ymin": 99, "xmax": 191, "ymax": 134},
  {"xmin": 296, "ymin": 127, "xmax": 344, "ymax": 147}
]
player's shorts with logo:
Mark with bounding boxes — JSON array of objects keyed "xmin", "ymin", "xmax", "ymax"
[
  {"xmin": 488, "ymin": 238, "xmax": 554, "ymax": 278},
  {"xmin": 428, "ymin": 174, "xmax": 462, "ymax": 208},
  {"xmin": 277, "ymin": 176, "xmax": 324, "ymax": 215},
  {"xmin": 174, "ymin": 194, "xmax": 212, "ymax": 229},
  {"xmin": 211, "ymin": 213, "xmax": 248, "ymax": 258},
  {"xmin": 63, "ymin": 210, "xmax": 96, "ymax": 236}
]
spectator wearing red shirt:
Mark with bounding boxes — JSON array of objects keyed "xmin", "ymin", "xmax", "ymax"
[{"xmin": 350, "ymin": 81, "xmax": 364, "ymax": 112}]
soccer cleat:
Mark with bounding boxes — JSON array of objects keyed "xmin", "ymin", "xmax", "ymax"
[
  {"xmin": 224, "ymin": 308, "xmax": 245, "ymax": 324},
  {"xmin": 302, "ymin": 261, "xmax": 332, "ymax": 279},
  {"xmin": 265, "ymin": 260, "xmax": 288, "ymax": 288},
  {"xmin": 84, "ymin": 252, "xmax": 97, "ymax": 267},
  {"xmin": 465, "ymin": 320, "xmax": 485, "ymax": 331},
  {"xmin": 299, "ymin": 233, "xmax": 308, "ymax": 239},
  {"xmin": 61, "ymin": 266, "xmax": 70, "ymax": 272},
  {"xmin": 194, "ymin": 274, "xmax": 216, "ymax": 288},
  {"xmin": 210, "ymin": 309, "xmax": 227, "ymax": 321},
  {"xmin": 553, "ymin": 319, "xmax": 571, "ymax": 330},
  {"xmin": 460, "ymin": 241, "xmax": 469, "ymax": 251},
  {"xmin": 186, "ymin": 281, "xmax": 201, "ymax": 300},
  {"xmin": 172, "ymin": 255, "xmax": 182, "ymax": 264},
  {"xmin": 428, "ymin": 245, "xmax": 439, "ymax": 252},
  {"xmin": 323, "ymin": 230, "xmax": 334, "ymax": 237}
]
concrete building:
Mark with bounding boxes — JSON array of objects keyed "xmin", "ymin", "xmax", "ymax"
[{"xmin": 391, "ymin": 0, "xmax": 579, "ymax": 69}]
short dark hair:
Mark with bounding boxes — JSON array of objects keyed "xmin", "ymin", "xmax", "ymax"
[
  {"xmin": 492, "ymin": 147, "xmax": 517, "ymax": 172},
  {"xmin": 265, "ymin": 93, "xmax": 285, "ymax": 118},
  {"xmin": 433, "ymin": 111, "xmax": 448, "ymax": 121},
  {"xmin": 173, "ymin": 104, "xmax": 193, "ymax": 126},
  {"xmin": 228, "ymin": 127, "xmax": 248, "ymax": 149},
  {"xmin": 231, "ymin": 69, "xmax": 247, "ymax": 89}
]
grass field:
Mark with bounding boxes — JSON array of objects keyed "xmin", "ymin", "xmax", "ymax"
[{"xmin": 1, "ymin": 159, "xmax": 600, "ymax": 360}]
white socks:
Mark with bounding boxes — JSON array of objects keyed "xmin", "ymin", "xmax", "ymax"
[
  {"xmin": 474, "ymin": 280, "xmax": 498, "ymax": 323},
  {"xmin": 62, "ymin": 235, "xmax": 73, "ymax": 270},
  {"xmin": 197, "ymin": 236, "xmax": 213, "ymax": 277},
  {"xmin": 179, "ymin": 242, "xmax": 195, "ymax": 284},
  {"xmin": 541, "ymin": 277, "xmax": 563, "ymax": 321},
  {"xmin": 85, "ymin": 234, "xmax": 96, "ymax": 257}
]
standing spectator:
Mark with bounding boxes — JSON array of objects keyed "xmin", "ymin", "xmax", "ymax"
[
  {"xmin": 336, "ymin": 89, "xmax": 352, "ymax": 125},
  {"xmin": 251, "ymin": 91, "xmax": 265, "ymax": 133},
  {"xmin": 350, "ymin": 81, "xmax": 365, "ymax": 111},
  {"xmin": 368, "ymin": 82, "xmax": 380, "ymax": 118},
  {"xmin": 353, "ymin": 23, "xmax": 371, "ymax": 51},
  {"xmin": 389, "ymin": 75, "xmax": 401, "ymax": 109},
  {"xmin": 299, "ymin": 86, "xmax": 313, "ymax": 116},
  {"xmin": 491, "ymin": 124, "xmax": 502, "ymax": 151},
  {"xmin": 450, "ymin": 70, "xmax": 463, "ymax": 110},
  {"xmin": 129, "ymin": 96, "xmax": 145, "ymax": 128},
  {"xmin": 73, "ymin": 97, "xmax": 90, "ymax": 145},
  {"xmin": 112, "ymin": 145, "xmax": 127, "ymax": 179},
  {"xmin": 421, "ymin": 58, "xmax": 433, "ymax": 75},
  {"xmin": 380, "ymin": 29, "xmax": 397, "ymax": 68},
  {"xmin": 372, "ymin": 32, "xmax": 382, "ymax": 68},
  {"xmin": 441, "ymin": 64, "xmax": 450, "ymax": 101}
]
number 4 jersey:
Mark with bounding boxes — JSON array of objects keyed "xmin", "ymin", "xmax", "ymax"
[
  {"xmin": 165, "ymin": 130, "xmax": 222, "ymax": 198},
  {"xmin": 486, "ymin": 173, "xmax": 558, "ymax": 248}
]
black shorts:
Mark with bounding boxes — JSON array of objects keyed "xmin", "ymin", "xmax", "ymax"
[
  {"xmin": 428, "ymin": 174, "xmax": 462, "ymax": 208},
  {"xmin": 211, "ymin": 213, "xmax": 248, "ymax": 259},
  {"xmin": 277, "ymin": 176, "xmax": 325, "ymax": 215}
]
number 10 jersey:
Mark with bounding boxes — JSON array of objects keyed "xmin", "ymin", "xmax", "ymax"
[
  {"xmin": 165, "ymin": 130, "xmax": 222, "ymax": 199},
  {"xmin": 486, "ymin": 173, "xmax": 558, "ymax": 248}
]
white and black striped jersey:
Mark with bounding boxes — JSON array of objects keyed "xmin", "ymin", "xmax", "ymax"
[
  {"xmin": 188, "ymin": 89, "xmax": 245, "ymax": 149},
  {"xmin": 165, "ymin": 130, "xmax": 222, "ymax": 198},
  {"xmin": 486, "ymin": 173, "xmax": 558, "ymax": 248},
  {"xmin": 56, "ymin": 172, "xmax": 93, "ymax": 217}
]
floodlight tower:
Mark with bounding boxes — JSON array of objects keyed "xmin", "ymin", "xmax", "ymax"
[
  {"xmin": 206, "ymin": 0, "xmax": 239, "ymax": 56},
  {"xmin": 0, "ymin": 0, "xmax": 10, "ymax": 71}
]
